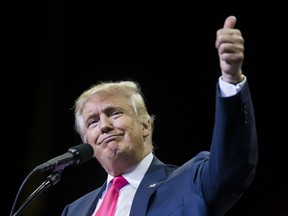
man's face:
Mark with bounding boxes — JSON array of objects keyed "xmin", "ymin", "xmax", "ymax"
[{"xmin": 82, "ymin": 92, "xmax": 151, "ymax": 175}]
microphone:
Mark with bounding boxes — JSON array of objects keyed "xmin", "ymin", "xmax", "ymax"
[{"xmin": 33, "ymin": 143, "xmax": 94, "ymax": 173}]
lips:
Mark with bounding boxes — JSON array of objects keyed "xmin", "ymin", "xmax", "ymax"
[{"xmin": 98, "ymin": 135, "xmax": 120, "ymax": 145}]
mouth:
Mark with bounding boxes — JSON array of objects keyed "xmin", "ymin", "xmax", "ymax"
[{"xmin": 98, "ymin": 135, "xmax": 120, "ymax": 145}]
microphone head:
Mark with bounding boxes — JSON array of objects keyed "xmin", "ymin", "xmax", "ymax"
[
  {"xmin": 68, "ymin": 143, "xmax": 94, "ymax": 165},
  {"xmin": 33, "ymin": 143, "xmax": 94, "ymax": 173}
]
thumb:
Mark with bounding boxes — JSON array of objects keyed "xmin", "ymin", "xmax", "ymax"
[{"xmin": 223, "ymin": 15, "xmax": 237, "ymax": 28}]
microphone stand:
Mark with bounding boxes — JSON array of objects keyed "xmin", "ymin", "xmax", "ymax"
[{"xmin": 12, "ymin": 171, "xmax": 62, "ymax": 216}]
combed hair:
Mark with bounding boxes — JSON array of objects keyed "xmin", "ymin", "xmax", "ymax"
[{"xmin": 74, "ymin": 80, "xmax": 155, "ymax": 146}]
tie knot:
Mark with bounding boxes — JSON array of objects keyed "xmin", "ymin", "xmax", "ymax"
[{"xmin": 111, "ymin": 176, "xmax": 128, "ymax": 190}]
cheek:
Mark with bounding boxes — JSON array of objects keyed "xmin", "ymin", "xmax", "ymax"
[
  {"xmin": 86, "ymin": 128, "xmax": 100, "ymax": 143},
  {"xmin": 126, "ymin": 123, "xmax": 144, "ymax": 141}
]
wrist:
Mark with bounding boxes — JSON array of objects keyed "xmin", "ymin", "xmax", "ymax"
[{"xmin": 221, "ymin": 73, "xmax": 244, "ymax": 85}]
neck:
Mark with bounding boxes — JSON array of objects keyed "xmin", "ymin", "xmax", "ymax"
[{"xmin": 107, "ymin": 150, "xmax": 152, "ymax": 176}]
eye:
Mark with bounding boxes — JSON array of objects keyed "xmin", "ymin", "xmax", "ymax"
[
  {"xmin": 87, "ymin": 119, "xmax": 99, "ymax": 129},
  {"xmin": 112, "ymin": 111, "xmax": 121, "ymax": 115},
  {"xmin": 110, "ymin": 110, "xmax": 122, "ymax": 118}
]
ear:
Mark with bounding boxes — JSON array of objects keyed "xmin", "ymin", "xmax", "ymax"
[{"xmin": 142, "ymin": 119, "xmax": 151, "ymax": 137}]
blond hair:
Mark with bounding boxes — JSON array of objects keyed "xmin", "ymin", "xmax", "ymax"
[{"xmin": 74, "ymin": 80, "xmax": 155, "ymax": 147}]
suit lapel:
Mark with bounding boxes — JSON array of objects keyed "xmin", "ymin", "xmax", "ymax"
[
  {"xmin": 82, "ymin": 181, "xmax": 107, "ymax": 216},
  {"xmin": 129, "ymin": 156, "xmax": 167, "ymax": 216}
]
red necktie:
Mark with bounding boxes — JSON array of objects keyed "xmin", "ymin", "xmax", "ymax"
[{"xmin": 95, "ymin": 176, "xmax": 128, "ymax": 216}]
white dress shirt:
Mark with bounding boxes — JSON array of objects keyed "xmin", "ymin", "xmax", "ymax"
[{"xmin": 92, "ymin": 153, "xmax": 154, "ymax": 216}]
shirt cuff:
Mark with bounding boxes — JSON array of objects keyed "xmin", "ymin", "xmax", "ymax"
[{"xmin": 219, "ymin": 75, "xmax": 246, "ymax": 97}]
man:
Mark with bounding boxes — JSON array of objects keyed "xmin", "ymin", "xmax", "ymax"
[{"xmin": 61, "ymin": 15, "xmax": 258, "ymax": 216}]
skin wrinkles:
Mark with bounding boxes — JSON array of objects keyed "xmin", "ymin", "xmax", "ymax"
[{"xmin": 82, "ymin": 93, "xmax": 152, "ymax": 176}]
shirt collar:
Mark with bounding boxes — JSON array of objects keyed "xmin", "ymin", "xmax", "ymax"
[{"xmin": 107, "ymin": 152, "xmax": 153, "ymax": 189}]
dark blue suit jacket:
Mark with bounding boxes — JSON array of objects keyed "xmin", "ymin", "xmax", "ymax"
[{"xmin": 61, "ymin": 82, "xmax": 258, "ymax": 216}]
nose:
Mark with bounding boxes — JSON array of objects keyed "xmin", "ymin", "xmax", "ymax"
[{"xmin": 99, "ymin": 115, "xmax": 113, "ymax": 133}]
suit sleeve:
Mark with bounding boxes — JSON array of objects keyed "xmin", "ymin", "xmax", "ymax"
[{"xmin": 202, "ymin": 80, "xmax": 258, "ymax": 215}]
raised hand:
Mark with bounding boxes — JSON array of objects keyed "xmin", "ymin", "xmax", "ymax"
[{"xmin": 215, "ymin": 16, "xmax": 244, "ymax": 84}]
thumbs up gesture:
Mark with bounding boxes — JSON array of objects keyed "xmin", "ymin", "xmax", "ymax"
[{"xmin": 215, "ymin": 16, "xmax": 244, "ymax": 84}]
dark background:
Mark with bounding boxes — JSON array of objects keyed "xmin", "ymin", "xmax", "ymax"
[{"xmin": 4, "ymin": 2, "xmax": 287, "ymax": 216}]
